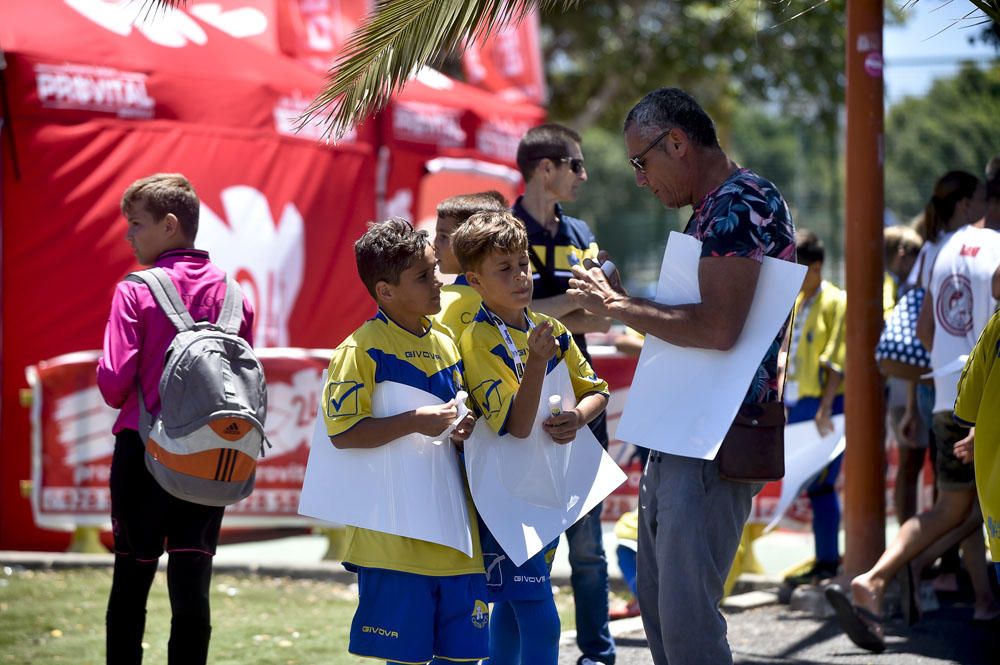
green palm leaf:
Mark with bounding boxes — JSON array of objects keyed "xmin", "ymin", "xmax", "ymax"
[{"xmin": 303, "ymin": 0, "xmax": 578, "ymax": 140}]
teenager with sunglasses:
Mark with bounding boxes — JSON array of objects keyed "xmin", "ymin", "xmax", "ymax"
[{"xmin": 511, "ymin": 123, "xmax": 616, "ymax": 665}]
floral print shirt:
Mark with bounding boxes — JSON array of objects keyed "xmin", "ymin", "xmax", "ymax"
[{"xmin": 684, "ymin": 168, "xmax": 796, "ymax": 403}]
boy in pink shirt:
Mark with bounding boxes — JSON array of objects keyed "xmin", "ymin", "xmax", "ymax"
[{"xmin": 97, "ymin": 173, "xmax": 254, "ymax": 665}]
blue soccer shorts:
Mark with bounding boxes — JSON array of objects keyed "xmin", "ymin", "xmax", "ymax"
[{"xmin": 349, "ymin": 567, "xmax": 490, "ymax": 663}]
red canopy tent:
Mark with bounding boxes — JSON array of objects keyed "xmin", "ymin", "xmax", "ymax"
[
  {"xmin": 0, "ymin": 0, "xmax": 547, "ymax": 550},
  {"xmin": 0, "ymin": 0, "xmax": 377, "ymax": 549},
  {"xmin": 179, "ymin": 0, "xmax": 547, "ymax": 227},
  {"xmin": 375, "ymin": 66, "xmax": 545, "ymax": 230}
]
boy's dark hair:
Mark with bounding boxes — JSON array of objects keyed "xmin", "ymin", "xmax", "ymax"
[
  {"xmin": 121, "ymin": 173, "xmax": 200, "ymax": 241},
  {"xmin": 451, "ymin": 211, "xmax": 529, "ymax": 272},
  {"xmin": 623, "ymin": 87, "xmax": 720, "ymax": 149},
  {"xmin": 355, "ymin": 218, "xmax": 429, "ymax": 298},
  {"xmin": 795, "ymin": 229, "xmax": 825, "ymax": 266},
  {"xmin": 436, "ymin": 191, "xmax": 509, "ymax": 225},
  {"xmin": 516, "ymin": 123, "xmax": 582, "ymax": 181}
]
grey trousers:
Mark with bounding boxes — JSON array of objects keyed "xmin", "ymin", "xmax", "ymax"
[{"xmin": 636, "ymin": 452, "xmax": 761, "ymax": 665}]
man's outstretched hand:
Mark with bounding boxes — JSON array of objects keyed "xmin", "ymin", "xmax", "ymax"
[{"xmin": 568, "ymin": 261, "xmax": 624, "ymax": 318}]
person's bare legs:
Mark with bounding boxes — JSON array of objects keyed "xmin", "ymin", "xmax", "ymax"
[
  {"xmin": 850, "ymin": 487, "xmax": 976, "ymax": 619},
  {"xmin": 911, "ymin": 502, "xmax": 987, "ymax": 578}
]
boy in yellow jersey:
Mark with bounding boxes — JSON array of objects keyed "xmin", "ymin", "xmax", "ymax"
[
  {"xmin": 954, "ymin": 309, "xmax": 1000, "ymax": 590},
  {"xmin": 321, "ymin": 219, "xmax": 489, "ymax": 665},
  {"xmin": 783, "ymin": 230, "xmax": 847, "ymax": 587},
  {"xmin": 432, "ymin": 191, "xmax": 509, "ymax": 340},
  {"xmin": 451, "ymin": 211, "xmax": 609, "ymax": 665}
]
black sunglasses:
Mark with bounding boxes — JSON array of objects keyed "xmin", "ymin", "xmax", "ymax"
[
  {"xmin": 537, "ymin": 155, "xmax": 586, "ymax": 175},
  {"xmin": 629, "ymin": 129, "xmax": 672, "ymax": 172}
]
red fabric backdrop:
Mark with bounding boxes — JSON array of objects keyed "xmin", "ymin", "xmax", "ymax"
[
  {"xmin": 0, "ymin": 0, "xmax": 376, "ymax": 548},
  {"xmin": 1, "ymin": 0, "xmax": 548, "ymax": 549}
]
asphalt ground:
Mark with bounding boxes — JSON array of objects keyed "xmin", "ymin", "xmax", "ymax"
[{"xmin": 5, "ymin": 523, "xmax": 998, "ymax": 664}]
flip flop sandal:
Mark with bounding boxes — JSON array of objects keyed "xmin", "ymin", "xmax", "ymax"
[
  {"xmin": 825, "ymin": 584, "xmax": 886, "ymax": 654},
  {"xmin": 899, "ymin": 562, "xmax": 921, "ymax": 627}
]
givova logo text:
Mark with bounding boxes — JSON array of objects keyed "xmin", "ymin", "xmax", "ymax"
[{"xmin": 361, "ymin": 625, "xmax": 399, "ymax": 639}]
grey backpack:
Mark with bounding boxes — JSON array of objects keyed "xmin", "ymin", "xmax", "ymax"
[{"xmin": 127, "ymin": 268, "xmax": 268, "ymax": 507}]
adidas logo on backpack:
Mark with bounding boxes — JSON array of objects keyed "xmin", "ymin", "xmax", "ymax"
[{"xmin": 126, "ymin": 268, "xmax": 268, "ymax": 507}]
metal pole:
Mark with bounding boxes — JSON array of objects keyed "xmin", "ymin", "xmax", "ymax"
[{"xmin": 843, "ymin": 0, "xmax": 886, "ymax": 575}]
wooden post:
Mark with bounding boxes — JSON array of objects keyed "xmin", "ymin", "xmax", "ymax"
[{"xmin": 843, "ymin": 0, "xmax": 886, "ymax": 575}]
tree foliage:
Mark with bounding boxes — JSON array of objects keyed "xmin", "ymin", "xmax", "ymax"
[
  {"xmin": 885, "ymin": 63, "xmax": 1000, "ymax": 220},
  {"xmin": 541, "ymin": 0, "xmax": 883, "ymax": 133}
]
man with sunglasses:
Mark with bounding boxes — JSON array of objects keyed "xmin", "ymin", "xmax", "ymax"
[
  {"xmin": 567, "ymin": 88, "xmax": 796, "ymax": 665},
  {"xmin": 512, "ymin": 123, "xmax": 616, "ymax": 665}
]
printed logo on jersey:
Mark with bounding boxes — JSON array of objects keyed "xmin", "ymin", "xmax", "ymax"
[
  {"xmin": 403, "ymin": 350, "xmax": 441, "ymax": 361},
  {"xmin": 987, "ymin": 516, "xmax": 1000, "ymax": 539},
  {"xmin": 325, "ymin": 380, "xmax": 363, "ymax": 418},
  {"xmin": 484, "ymin": 552, "xmax": 505, "ymax": 588},
  {"xmin": 361, "ymin": 625, "xmax": 399, "ymax": 639},
  {"xmin": 471, "ymin": 600, "xmax": 489, "ymax": 629},
  {"xmin": 936, "ymin": 274, "xmax": 974, "ymax": 336},
  {"xmin": 472, "ymin": 379, "xmax": 505, "ymax": 418}
]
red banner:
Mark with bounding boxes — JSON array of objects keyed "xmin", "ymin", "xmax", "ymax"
[
  {"xmin": 28, "ymin": 351, "xmax": 639, "ymax": 528},
  {"xmin": 276, "ymin": 0, "xmax": 373, "ymax": 73},
  {"xmin": 28, "ymin": 350, "xmax": 331, "ymax": 528},
  {"xmin": 462, "ymin": 9, "xmax": 547, "ymax": 105}
]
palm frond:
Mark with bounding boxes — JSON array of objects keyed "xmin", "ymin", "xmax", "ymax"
[
  {"xmin": 965, "ymin": 0, "xmax": 1000, "ymax": 23},
  {"xmin": 302, "ymin": 0, "xmax": 579, "ymax": 141}
]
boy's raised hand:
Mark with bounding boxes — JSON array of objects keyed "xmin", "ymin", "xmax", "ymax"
[
  {"xmin": 543, "ymin": 409, "xmax": 581, "ymax": 444},
  {"xmin": 413, "ymin": 403, "xmax": 459, "ymax": 436},
  {"xmin": 527, "ymin": 321, "xmax": 557, "ymax": 364},
  {"xmin": 449, "ymin": 412, "xmax": 477, "ymax": 450}
]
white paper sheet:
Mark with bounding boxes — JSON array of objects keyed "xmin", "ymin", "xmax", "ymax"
[
  {"xmin": 464, "ymin": 361, "xmax": 627, "ymax": 567},
  {"xmin": 766, "ymin": 414, "xmax": 846, "ymax": 531},
  {"xmin": 297, "ymin": 378, "xmax": 474, "ymax": 556},
  {"xmin": 616, "ymin": 232, "xmax": 806, "ymax": 459},
  {"xmin": 921, "ymin": 355, "xmax": 969, "ymax": 379}
]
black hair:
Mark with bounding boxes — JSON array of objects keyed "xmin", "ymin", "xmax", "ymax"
[
  {"xmin": 623, "ymin": 88, "xmax": 720, "ymax": 149},
  {"xmin": 354, "ymin": 218, "xmax": 429, "ymax": 298},
  {"xmin": 516, "ymin": 123, "xmax": 583, "ymax": 181}
]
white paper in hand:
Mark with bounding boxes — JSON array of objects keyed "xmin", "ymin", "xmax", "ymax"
[
  {"xmin": 616, "ymin": 232, "xmax": 805, "ymax": 459},
  {"xmin": 298, "ymin": 377, "xmax": 474, "ymax": 556},
  {"xmin": 464, "ymin": 361, "xmax": 627, "ymax": 566},
  {"xmin": 766, "ymin": 414, "xmax": 846, "ymax": 531}
]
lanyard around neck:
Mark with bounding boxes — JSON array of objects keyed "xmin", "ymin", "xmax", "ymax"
[{"xmin": 483, "ymin": 305, "xmax": 535, "ymax": 381}]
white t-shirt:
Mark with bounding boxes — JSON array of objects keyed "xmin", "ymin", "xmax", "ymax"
[
  {"xmin": 906, "ymin": 233, "xmax": 950, "ymax": 289},
  {"xmin": 928, "ymin": 225, "xmax": 1000, "ymax": 413}
]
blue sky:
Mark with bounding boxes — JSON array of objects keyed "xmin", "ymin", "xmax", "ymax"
[{"xmin": 884, "ymin": 0, "xmax": 999, "ymax": 105}]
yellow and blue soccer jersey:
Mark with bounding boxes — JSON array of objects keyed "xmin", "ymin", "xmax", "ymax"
[
  {"xmin": 883, "ymin": 271, "xmax": 899, "ymax": 321},
  {"xmin": 459, "ymin": 307, "xmax": 609, "ymax": 435},
  {"xmin": 954, "ymin": 310, "xmax": 1000, "ymax": 565},
  {"xmin": 431, "ymin": 275, "xmax": 482, "ymax": 341},
  {"xmin": 512, "ymin": 197, "xmax": 600, "ymax": 300},
  {"xmin": 322, "ymin": 309, "xmax": 483, "ymax": 576},
  {"xmin": 790, "ymin": 280, "xmax": 847, "ymax": 399}
]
